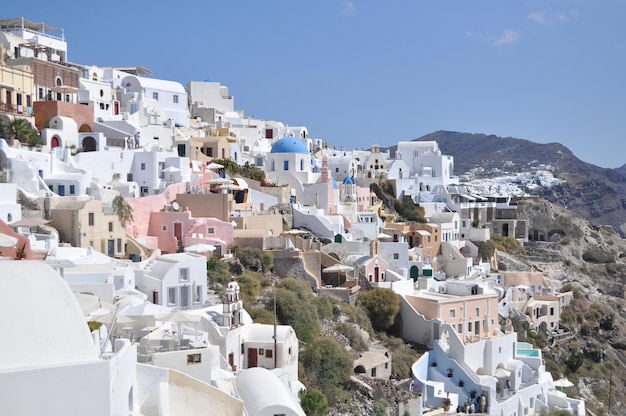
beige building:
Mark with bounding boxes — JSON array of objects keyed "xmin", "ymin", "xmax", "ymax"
[
  {"xmin": 403, "ymin": 289, "xmax": 500, "ymax": 346},
  {"xmin": 0, "ymin": 62, "xmax": 34, "ymax": 118},
  {"xmin": 49, "ymin": 197, "xmax": 127, "ymax": 258}
]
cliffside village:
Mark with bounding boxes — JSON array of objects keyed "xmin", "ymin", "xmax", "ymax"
[{"xmin": 0, "ymin": 18, "xmax": 584, "ymax": 415}]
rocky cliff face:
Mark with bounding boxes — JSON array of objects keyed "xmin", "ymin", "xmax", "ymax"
[{"xmin": 500, "ymin": 199, "xmax": 626, "ymax": 412}]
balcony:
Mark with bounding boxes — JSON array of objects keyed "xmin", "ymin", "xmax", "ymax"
[{"xmin": 0, "ymin": 103, "xmax": 34, "ymax": 117}]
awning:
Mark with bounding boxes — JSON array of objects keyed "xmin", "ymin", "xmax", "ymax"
[
  {"xmin": 51, "ymin": 85, "xmax": 78, "ymax": 94},
  {"xmin": 323, "ymin": 264, "xmax": 353, "ymax": 273}
]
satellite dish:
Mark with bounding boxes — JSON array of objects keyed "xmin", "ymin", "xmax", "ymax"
[{"xmin": 172, "ymin": 201, "xmax": 181, "ymax": 211}]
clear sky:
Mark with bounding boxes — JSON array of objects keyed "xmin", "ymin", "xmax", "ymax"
[{"xmin": 4, "ymin": 1, "xmax": 625, "ymax": 168}]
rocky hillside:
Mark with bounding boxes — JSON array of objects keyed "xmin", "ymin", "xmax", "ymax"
[
  {"xmin": 502, "ymin": 199, "xmax": 626, "ymax": 414},
  {"xmin": 387, "ymin": 131, "xmax": 626, "ymax": 236}
]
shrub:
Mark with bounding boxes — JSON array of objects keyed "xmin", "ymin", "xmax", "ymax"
[
  {"xmin": 247, "ymin": 306, "xmax": 274, "ymax": 324},
  {"xmin": 392, "ymin": 346, "xmax": 419, "ymax": 378},
  {"xmin": 301, "ymin": 337, "xmax": 353, "ymax": 403},
  {"xmin": 207, "ymin": 255, "xmax": 232, "ymax": 287},
  {"xmin": 358, "ymin": 288, "xmax": 401, "ymax": 333},
  {"xmin": 236, "ymin": 271, "xmax": 264, "ymax": 304},
  {"xmin": 299, "ymin": 389, "xmax": 328, "ymax": 416}
]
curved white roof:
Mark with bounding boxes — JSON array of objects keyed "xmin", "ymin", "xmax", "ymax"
[
  {"xmin": 0, "ymin": 261, "xmax": 99, "ymax": 371},
  {"xmin": 235, "ymin": 367, "xmax": 305, "ymax": 416},
  {"xmin": 121, "ymin": 74, "xmax": 186, "ymax": 94}
]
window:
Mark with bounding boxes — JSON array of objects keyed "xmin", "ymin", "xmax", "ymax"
[
  {"xmin": 69, "ymin": 185, "xmax": 75, "ymax": 195},
  {"xmin": 180, "ymin": 267, "xmax": 190, "ymax": 282},
  {"xmin": 393, "ymin": 253, "xmax": 399, "ymax": 260},
  {"xmin": 207, "ymin": 227, "xmax": 215, "ymax": 234},
  {"xmin": 550, "ymin": 307, "xmax": 555, "ymax": 316},
  {"xmin": 153, "ymin": 92, "xmax": 159, "ymax": 100},
  {"xmin": 117, "ymin": 239, "xmax": 122, "ymax": 252},
  {"xmin": 187, "ymin": 353, "xmax": 201, "ymax": 364},
  {"xmin": 207, "ymin": 147, "xmax": 213, "ymax": 157},
  {"xmin": 468, "ymin": 322, "xmax": 473, "ymax": 332},
  {"xmin": 449, "ymin": 309, "xmax": 456, "ymax": 319},
  {"xmin": 173, "ymin": 94, "xmax": 178, "ymax": 104},
  {"xmin": 168, "ymin": 287, "xmax": 177, "ymax": 305},
  {"xmin": 335, "ymin": 167, "xmax": 339, "ymax": 172},
  {"xmin": 265, "ymin": 349, "xmax": 273, "ymax": 358},
  {"xmin": 109, "ymin": 222, "xmax": 113, "ymax": 232},
  {"xmin": 300, "ymin": 159, "xmax": 304, "ymax": 170},
  {"xmin": 475, "ymin": 307, "xmax": 480, "ymax": 318},
  {"xmin": 141, "ymin": 163, "xmax": 146, "ymax": 170},
  {"xmin": 162, "ymin": 225, "xmax": 167, "ymax": 232},
  {"xmin": 38, "ymin": 87, "xmax": 44, "ymax": 99},
  {"xmin": 259, "ymin": 348, "xmax": 265, "ymax": 355},
  {"xmin": 88, "ymin": 212, "xmax": 95, "ymax": 226},
  {"xmin": 284, "ymin": 160, "xmax": 289, "ymax": 171}
]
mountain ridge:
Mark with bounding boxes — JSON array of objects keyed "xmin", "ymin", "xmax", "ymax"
[{"xmin": 388, "ymin": 130, "xmax": 626, "ymax": 236}]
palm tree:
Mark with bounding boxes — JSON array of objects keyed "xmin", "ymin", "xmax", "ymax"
[{"xmin": 1, "ymin": 117, "xmax": 35, "ymax": 146}]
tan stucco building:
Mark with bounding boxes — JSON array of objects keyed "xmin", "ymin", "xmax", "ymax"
[{"xmin": 49, "ymin": 197, "xmax": 127, "ymax": 257}]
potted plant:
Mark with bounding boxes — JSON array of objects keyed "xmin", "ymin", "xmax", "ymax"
[
  {"xmin": 442, "ymin": 398, "xmax": 451, "ymax": 412},
  {"xmin": 447, "ymin": 368, "xmax": 454, "ymax": 378}
]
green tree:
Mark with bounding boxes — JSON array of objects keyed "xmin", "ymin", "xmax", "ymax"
[
  {"xmin": 207, "ymin": 255, "xmax": 232, "ymax": 286},
  {"xmin": 301, "ymin": 336, "xmax": 353, "ymax": 402},
  {"xmin": 275, "ymin": 285, "xmax": 321, "ymax": 344},
  {"xmin": 1, "ymin": 117, "xmax": 36, "ymax": 146},
  {"xmin": 213, "ymin": 158, "xmax": 240, "ymax": 174},
  {"xmin": 112, "ymin": 195, "xmax": 134, "ymax": 227},
  {"xmin": 478, "ymin": 240, "xmax": 497, "ymax": 261},
  {"xmin": 299, "ymin": 389, "xmax": 328, "ymax": 416},
  {"xmin": 358, "ymin": 288, "xmax": 401, "ymax": 332}
]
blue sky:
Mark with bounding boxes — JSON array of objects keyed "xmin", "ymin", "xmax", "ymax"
[{"xmin": 4, "ymin": 1, "xmax": 625, "ymax": 168}]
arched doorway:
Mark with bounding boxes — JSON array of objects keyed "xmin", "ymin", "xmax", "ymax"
[
  {"xmin": 51, "ymin": 136, "xmax": 60, "ymax": 148},
  {"xmin": 82, "ymin": 136, "xmax": 97, "ymax": 152},
  {"xmin": 410, "ymin": 265, "xmax": 419, "ymax": 281}
]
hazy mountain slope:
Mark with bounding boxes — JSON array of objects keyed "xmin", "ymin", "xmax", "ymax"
[{"xmin": 390, "ymin": 131, "xmax": 626, "ymax": 236}]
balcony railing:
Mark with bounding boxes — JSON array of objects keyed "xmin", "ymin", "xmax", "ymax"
[{"xmin": 0, "ymin": 103, "xmax": 33, "ymax": 117}]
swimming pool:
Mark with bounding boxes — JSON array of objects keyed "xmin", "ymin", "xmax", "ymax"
[{"xmin": 517, "ymin": 348, "xmax": 539, "ymax": 357}]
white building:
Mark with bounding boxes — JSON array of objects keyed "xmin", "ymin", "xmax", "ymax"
[
  {"xmin": 0, "ymin": 261, "xmax": 136, "ymax": 415},
  {"xmin": 120, "ymin": 74, "xmax": 190, "ymax": 128},
  {"xmin": 134, "ymin": 252, "xmax": 207, "ymax": 308},
  {"xmin": 0, "ymin": 183, "xmax": 22, "ymax": 224}
]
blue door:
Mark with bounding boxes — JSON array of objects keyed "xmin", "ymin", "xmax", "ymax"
[
  {"xmin": 58, "ymin": 185, "xmax": 65, "ymax": 196},
  {"xmin": 107, "ymin": 239, "xmax": 115, "ymax": 257}
]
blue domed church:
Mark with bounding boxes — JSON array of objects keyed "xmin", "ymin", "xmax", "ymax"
[{"xmin": 266, "ymin": 136, "xmax": 319, "ymax": 195}]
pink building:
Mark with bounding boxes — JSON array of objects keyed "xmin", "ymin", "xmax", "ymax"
[{"xmin": 148, "ymin": 211, "xmax": 233, "ymax": 256}]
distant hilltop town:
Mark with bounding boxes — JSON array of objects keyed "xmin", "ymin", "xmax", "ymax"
[{"xmin": 0, "ymin": 17, "xmax": 585, "ymax": 415}]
